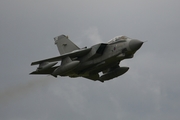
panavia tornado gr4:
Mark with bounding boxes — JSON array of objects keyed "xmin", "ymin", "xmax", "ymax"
[{"xmin": 30, "ymin": 35, "xmax": 143, "ymax": 82}]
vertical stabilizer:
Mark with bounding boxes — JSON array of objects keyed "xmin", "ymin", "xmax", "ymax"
[{"xmin": 54, "ymin": 35, "xmax": 80, "ymax": 55}]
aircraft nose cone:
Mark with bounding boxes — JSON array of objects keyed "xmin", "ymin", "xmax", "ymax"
[{"xmin": 129, "ymin": 40, "xmax": 143, "ymax": 51}]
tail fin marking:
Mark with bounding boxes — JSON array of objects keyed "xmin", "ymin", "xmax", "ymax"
[{"xmin": 54, "ymin": 35, "xmax": 80, "ymax": 55}]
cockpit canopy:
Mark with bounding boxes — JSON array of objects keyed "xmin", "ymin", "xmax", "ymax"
[{"xmin": 108, "ymin": 36, "xmax": 130, "ymax": 44}]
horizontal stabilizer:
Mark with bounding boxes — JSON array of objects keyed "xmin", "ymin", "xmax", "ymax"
[{"xmin": 30, "ymin": 66, "xmax": 59, "ymax": 75}]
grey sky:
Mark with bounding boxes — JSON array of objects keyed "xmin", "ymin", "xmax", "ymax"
[{"xmin": 0, "ymin": 0, "xmax": 180, "ymax": 120}]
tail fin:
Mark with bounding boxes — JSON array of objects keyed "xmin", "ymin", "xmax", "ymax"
[{"xmin": 54, "ymin": 35, "xmax": 80, "ymax": 55}]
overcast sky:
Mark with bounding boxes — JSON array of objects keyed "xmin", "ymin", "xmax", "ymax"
[{"xmin": 0, "ymin": 0, "xmax": 180, "ymax": 120}]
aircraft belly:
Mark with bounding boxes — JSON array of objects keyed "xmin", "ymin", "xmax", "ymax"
[{"xmin": 73, "ymin": 58, "xmax": 118, "ymax": 75}]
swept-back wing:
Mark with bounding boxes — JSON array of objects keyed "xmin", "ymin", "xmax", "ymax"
[{"xmin": 31, "ymin": 48, "xmax": 91, "ymax": 65}]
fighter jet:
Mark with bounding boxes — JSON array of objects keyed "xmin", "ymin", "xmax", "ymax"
[{"xmin": 30, "ymin": 35, "xmax": 143, "ymax": 82}]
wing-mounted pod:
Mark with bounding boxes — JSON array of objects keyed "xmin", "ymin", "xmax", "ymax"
[
  {"xmin": 100, "ymin": 66, "xmax": 129, "ymax": 82},
  {"xmin": 52, "ymin": 61, "xmax": 80, "ymax": 77},
  {"xmin": 51, "ymin": 57, "xmax": 80, "ymax": 77}
]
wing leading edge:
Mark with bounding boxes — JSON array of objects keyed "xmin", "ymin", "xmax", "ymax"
[{"xmin": 31, "ymin": 47, "xmax": 91, "ymax": 65}]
